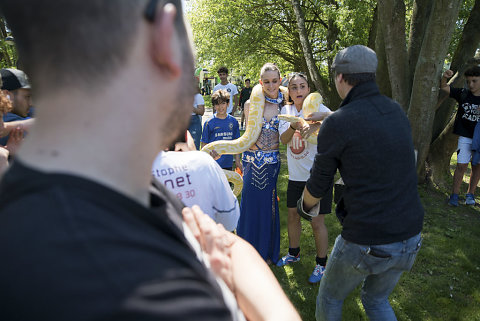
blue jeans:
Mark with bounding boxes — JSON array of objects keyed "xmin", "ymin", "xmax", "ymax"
[
  {"xmin": 188, "ymin": 115, "xmax": 202, "ymax": 150},
  {"xmin": 316, "ymin": 233, "xmax": 422, "ymax": 321}
]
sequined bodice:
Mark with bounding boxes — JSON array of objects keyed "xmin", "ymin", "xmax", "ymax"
[{"xmin": 250, "ymin": 116, "xmax": 280, "ymax": 151}]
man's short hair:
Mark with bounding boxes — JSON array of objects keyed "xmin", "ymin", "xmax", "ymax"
[
  {"xmin": 0, "ymin": 0, "xmax": 188, "ymax": 95},
  {"xmin": 465, "ymin": 66, "xmax": 480, "ymax": 77},
  {"xmin": 217, "ymin": 67, "xmax": 228, "ymax": 74},
  {"xmin": 340, "ymin": 73, "xmax": 376, "ymax": 87},
  {"xmin": 211, "ymin": 89, "xmax": 230, "ymax": 106},
  {"xmin": 245, "ymin": 79, "xmax": 250, "ymax": 83},
  {"xmin": 332, "ymin": 45, "xmax": 377, "ymax": 74}
]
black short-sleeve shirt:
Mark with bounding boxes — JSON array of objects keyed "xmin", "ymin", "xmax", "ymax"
[
  {"xmin": 0, "ymin": 161, "xmax": 235, "ymax": 321},
  {"xmin": 451, "ymin": 86, "xmax": 480, "ymax": 138}
]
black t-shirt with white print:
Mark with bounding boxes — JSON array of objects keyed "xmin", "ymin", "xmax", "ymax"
[{"xmin": 451, "ymin": 86, "xmax": 480, "ymax": 138}]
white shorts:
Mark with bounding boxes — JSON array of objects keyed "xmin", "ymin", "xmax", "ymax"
[{"xmin": 457, "ymin": 136, "xmax": 473, "ymax": 164}]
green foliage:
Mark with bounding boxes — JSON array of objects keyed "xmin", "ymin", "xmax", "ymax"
[
  {"xmin": 187, "ymin": 0, "xmax": 375, "ymax": 81},
  {"xmin": 0, "ymin": 17, "xmax": 18, "ymax": 69}
]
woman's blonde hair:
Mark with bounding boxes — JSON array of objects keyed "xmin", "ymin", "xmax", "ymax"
[{"xmin": 260, "ymin": 63, "xmax": 281, "ymax": 79}]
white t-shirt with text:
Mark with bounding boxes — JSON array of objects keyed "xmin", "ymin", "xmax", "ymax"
[
  {"xmin": 152, "ymin": 151, "xmax": 240, "ymax": 231},
  {"xmin": 279, "ymin": 103, "xmax": 331, "ymax": 181}
]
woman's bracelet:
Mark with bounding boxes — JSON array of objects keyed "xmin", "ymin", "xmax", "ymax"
[{"xmin": 290, "ymin": 124, "xmax": 296, "ymax": 131}]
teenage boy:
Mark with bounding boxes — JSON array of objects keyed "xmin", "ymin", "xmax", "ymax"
[
  {"xmin": 441, "ymin": 66, "xmax": 480, "ymax": 206},
  {"xmin": 213, "ymin": 67, "xmax": 238, "ymax": 116},
  {"xmin": 238, "ymin": 78, "xmax": 252, "ymax": 130},
  {"xmin": 201, "ymin": 90, "xmax": 242, "ymax": 171}
]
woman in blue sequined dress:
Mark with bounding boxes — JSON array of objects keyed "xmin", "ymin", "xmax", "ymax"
[{"xmin": 237, "ymin": 63, "xmax": 283, "ymax": 264}]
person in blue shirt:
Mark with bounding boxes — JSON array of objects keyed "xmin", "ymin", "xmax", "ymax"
[
  {"xmin": 0, "ymin": 68, "xmax": 33, "ymax": 146},
  {"xmin": 201, "ymin": 89, "xmax": 242, "ymax": 171}
]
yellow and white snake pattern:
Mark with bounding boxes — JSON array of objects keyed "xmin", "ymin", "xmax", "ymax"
[
  {"xmin": 277, "ymin": 92, "xmax": 324, "ymax": 145},
  {"xmin": 201, "ymin": 84, "xmax": 289, "ymax": 196}
]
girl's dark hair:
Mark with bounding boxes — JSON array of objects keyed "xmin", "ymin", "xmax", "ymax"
[{"xmin": 286, "ymin": 72, "xmax": 309, "ymax": 104}]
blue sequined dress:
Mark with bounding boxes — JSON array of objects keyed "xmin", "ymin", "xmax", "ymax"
[{"xmin": 237, "ymin": 116, "xmax": 280, "ymax": 263}]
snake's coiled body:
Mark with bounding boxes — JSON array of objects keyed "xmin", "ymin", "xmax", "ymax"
[
  {"xmin": 202, "ymin": 84, "xmax": 288, "ymax": 196},
  {"xmin": 277, "ymin": 92, "xmax": 323, "ymax": 145}
]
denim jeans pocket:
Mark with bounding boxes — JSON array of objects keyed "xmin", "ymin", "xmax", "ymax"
[{"xmin": 354, "ymin": 247, "xmax": 392, "ymax": 274}]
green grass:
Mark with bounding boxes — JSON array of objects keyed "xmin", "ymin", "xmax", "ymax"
[{"xmin": 263, "ymin": 142, "xmax": 480, "ymax": 320}]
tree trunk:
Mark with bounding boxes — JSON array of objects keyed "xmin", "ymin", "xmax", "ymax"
[
  {"xmin": 427, "ymin": 116, "xmax": 457, "ymax": 189},
  {"xmin": 407, "ymin": 0, "xmax": 463, "ymax": 180},
  {"xmin": 374, "ymin": 14, "xmax": 392, "ymax": 97},
  {"xmin": 291, "ymin": 0, "xmax": 326, "ymax": 98},
  {"xmin": 407, "ymin": 0, "xmax": 434, "ymax": 89},
  {"xmin": 377, "ymin": 0, "xmax": 409, "ymax": 111}
]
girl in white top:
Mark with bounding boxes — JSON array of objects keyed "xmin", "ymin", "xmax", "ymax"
[{"xmin": 277, "ymin": 72, "xmax": 333, "ymax": 284}]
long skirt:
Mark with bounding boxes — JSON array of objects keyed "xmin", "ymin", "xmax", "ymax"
[{"xmin": 237, "ymin": 150, "xmax": 280, "ymax": 263}]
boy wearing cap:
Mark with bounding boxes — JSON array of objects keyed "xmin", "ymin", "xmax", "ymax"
[{"xmin": 299, "ymin": 45, "xmax": 424, "ymax": 320}]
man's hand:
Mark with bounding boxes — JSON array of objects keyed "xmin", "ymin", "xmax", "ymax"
[
  {"xmin": 305, "ymin": 111, "xmax": 332, "ymax": 122},
  {"xmin": 182, "ymin": 206, "xmax": 235, "ymax": 291},
  {"xmin": 5, "ymin": 126, "xmax": 24, "ymax": 156}
]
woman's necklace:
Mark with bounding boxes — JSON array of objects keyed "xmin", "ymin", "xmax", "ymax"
[{"xmin": 264, "ymin": 91, "xmax": 283, "ymax": 104}]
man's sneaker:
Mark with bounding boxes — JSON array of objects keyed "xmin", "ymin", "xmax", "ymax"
[
  {"xmin": 308, "ymin": 264, "xmax": 325, "ymax": 284},
  {"xmin": 276, "ymin": 253, "xmax": 300, "ymax": 267},
  {"xmin": 465, "ymin": 193, "xmax": 476, "ymax": 205},
  {"xmin": 448, "ymin": 193, "xmax": 459, "ymax": 207}
]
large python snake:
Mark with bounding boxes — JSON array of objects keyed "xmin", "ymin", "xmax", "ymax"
[
  {"xmin": 201, "ymin": 84, "xmax": 289, "ymax": 196},
  {"xmin": 277, "ymin": 92, "xmax": 324, "ymax": 145}
]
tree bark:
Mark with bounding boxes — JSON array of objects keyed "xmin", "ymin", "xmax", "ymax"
[
  {"xmin": 407, "ymin": 0, "xmax": 434, "ymax": 89},
  {"xmin": 407, "ymin": 0, "xmax": 463, "ymax": 180},
  {"xmin": 291, "ymin": 0, "xmax": 326, "ymax": 98},
  {"xmin": 427, "ymin": 117, "xmax": 457, "ymax": 190},
  {"xmin": 374, "ymin": 13, "xmax": 392, "ymax": 97},
  {"xmin": 377, "ymin": 0, "xmax": 409, "ymax": 111}
]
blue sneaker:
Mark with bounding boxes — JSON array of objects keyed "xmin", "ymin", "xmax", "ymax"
[
  {"xmin": 276, "ymin": 253, "xmax": 300, "ymax": 267},
  {"xmin": 465, "ymin": 193, "xmax": 476, "ymax": 205},
  {"xmin": 308, "ymin": 264, "xmax": 325, "ymax": 284},
  {"xmin": 448, "ymin": 194, "xmax": 459, "ymax": 207}
]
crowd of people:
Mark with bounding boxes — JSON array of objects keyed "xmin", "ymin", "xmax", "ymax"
[{"xmin": 1, "ymin": 0, "xmax": 479, "ymax": 320}]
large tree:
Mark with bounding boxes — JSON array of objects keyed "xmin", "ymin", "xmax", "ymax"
[
  {"xmin": 190, "ymin": 0, "xmax": 480, "ymax": 186},
  {"xmin": 188, "ymin": 0, "xmax": 376, "ymax": 107}
]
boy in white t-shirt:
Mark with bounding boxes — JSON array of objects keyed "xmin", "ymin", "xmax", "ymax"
[
  {"xmin": 213, "ymin": 66, "xmax": 239, "ymax": 116},
  {"xmin": 277, "ymin": 72, "xmax": 333, "ymax": 284}
]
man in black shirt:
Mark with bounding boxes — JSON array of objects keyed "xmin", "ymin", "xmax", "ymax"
[
  {"xmin": 0, "ymin": 1, "xmax": 300, "ymax": 320},
  {"xmin": 299, "ymin": 45, "xmax": 424, "ymax": 321}
]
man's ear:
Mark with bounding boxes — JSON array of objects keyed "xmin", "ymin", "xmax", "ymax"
[{"xmin": 151, "ymin": 3, "xmax": 181, "ymax": 78}]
